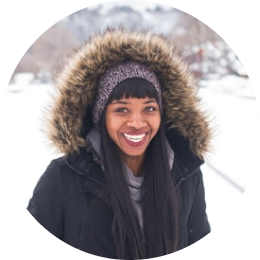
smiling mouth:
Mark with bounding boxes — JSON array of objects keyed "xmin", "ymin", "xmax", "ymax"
[{"xmin": 123, "ymin": 133, "xmax": 146, "ymax": 143}]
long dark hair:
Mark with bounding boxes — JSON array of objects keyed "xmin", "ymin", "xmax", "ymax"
[{"xmin": 100, "ymin": 78, "xmax": 178, "ymax": 259}]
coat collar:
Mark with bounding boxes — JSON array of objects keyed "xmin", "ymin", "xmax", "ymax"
[{"xmin": 65, "ymin": 126, "xmax": 204, "ymax": 193}]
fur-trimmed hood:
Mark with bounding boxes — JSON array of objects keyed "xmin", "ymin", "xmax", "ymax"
[{"xmin": 45, "ymin": 28, "xmax": 212, "ymax": 158}]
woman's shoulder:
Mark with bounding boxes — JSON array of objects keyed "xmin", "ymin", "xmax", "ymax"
[
  {"xmin": 49, "ymin": 151, "xmax": 104, "ymax": 188},
  {"xmin": 41, "ymin": 156, "xmax": 74, "ymax": 180},
  {"xmin": 47, "ymin": 150, "xmax": 97, "ymax": 176},
  {"xmin": 32, "ymin": 156, "xmax": 81, "ymax": 195}
]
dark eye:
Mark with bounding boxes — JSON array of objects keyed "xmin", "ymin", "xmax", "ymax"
[
  {"xmin": 144, "ymin": 106, "xmax": 156, "ymax": 112},
  {"xmin": 115, "ymin": 107, "xmax": 128, "ymax": 113}
]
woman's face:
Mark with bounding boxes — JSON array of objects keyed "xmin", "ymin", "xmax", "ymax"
[{"xmin": 106, "ymin": 96, "xmax": 161, "ymax": 161}]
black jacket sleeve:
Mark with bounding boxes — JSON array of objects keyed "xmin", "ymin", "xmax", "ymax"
[
  {"xmin": 187, "ymin": 169, "xmax": 211, "ymax": 245},
  {"xmin": 27, "ymin": 160, "xmax": 64, "ymax": 239}
]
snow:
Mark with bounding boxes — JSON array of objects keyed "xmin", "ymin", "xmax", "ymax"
[
  {"xmin": 1, "ymin": 76, "xmax": 260, "ymax": 233},
  {"xmin": 13, "ymin": 73, "xmax": 35, "ymax": 85},
  {"xmin": 88, "ymin": 0, "xmax": 172, "ymax": 14},
  {"xmin": 197, "ymin": 77, "xmax": 260, "ymax": 232}
]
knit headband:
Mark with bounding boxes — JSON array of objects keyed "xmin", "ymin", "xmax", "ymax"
[{"xmin": 92, "ymin": 61, "xmax": 162, "ymax": 128}]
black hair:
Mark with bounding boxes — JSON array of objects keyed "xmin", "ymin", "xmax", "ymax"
[{"xmin": 100, "ymin": 78, "xmax": 178, "ymax": 259}]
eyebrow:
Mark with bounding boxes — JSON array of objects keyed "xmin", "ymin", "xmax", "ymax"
[{"xmin": 110, "ymin": 99, "xmax": 157, "ymax": 105}]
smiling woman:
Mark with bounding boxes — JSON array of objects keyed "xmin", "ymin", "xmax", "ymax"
[
  {"xmin": 104, "ymin": 78, "xmax": 161, "ymax": 174},
  {"xmin": 27, "ymin": 28, "xmax": 212, "ymax": 259}
]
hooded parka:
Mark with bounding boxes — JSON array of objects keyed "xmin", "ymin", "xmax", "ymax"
[{"xmin": 27, "ymin": 28, "xmax": 212, "ymax": 259}]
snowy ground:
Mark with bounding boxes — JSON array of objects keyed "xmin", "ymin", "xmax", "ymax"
[
  {"xmin": 1, "ymin": 76, "xmax": 260, "ymax": 234},
  {"xmin": 198, "ymin": 76, "xmax": 260, "ymax": 230}
]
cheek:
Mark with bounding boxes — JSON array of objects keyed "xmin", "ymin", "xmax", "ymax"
[
  {"xmin": 153, "ymin": 116, "xmax": 161, "ymax": 133},
  {"xmin": 106, "ymin": 116, "xmax": 120, "ymax": 140}
]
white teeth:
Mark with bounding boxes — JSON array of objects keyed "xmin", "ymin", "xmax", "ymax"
[{"xmin": 123, "ymin": 133, "xmax": 145, "ymax": 142}]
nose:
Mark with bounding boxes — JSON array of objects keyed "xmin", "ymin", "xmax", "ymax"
[{"xmin": 127, "ymin": 112, "xmax": 147, "ymax": 129}]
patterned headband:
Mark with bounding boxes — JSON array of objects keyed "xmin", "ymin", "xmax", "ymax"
[{"xmin": 92, "ymin": 61, "xmax": 162, "ymax": 128}]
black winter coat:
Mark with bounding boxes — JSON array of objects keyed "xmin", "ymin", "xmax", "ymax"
[{"xmin": 27, "ymin": 140, "xmax": 210, "ymax": 259}]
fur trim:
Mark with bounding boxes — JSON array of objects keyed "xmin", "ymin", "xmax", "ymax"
[{"xmin": 44, "ymin": 28, "xmax": 212, "ymax": 158}]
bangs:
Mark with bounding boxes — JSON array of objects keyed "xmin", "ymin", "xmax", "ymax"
[{"xmin": 106, "ymin": 78, "xmax": 160, "ymax": 105}]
